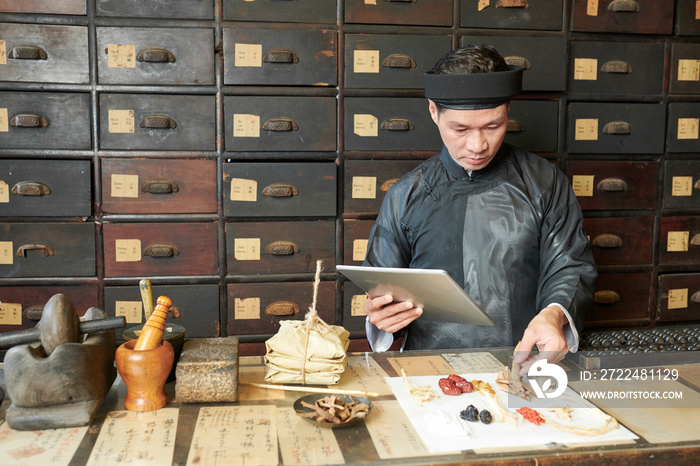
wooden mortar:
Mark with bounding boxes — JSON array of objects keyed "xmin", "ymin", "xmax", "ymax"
[{"xmin": 116, "ymin": 339, "xmax": 174, "ymax": 412}]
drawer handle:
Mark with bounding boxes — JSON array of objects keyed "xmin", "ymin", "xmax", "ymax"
[
  {"xmin": 507, "ymin": 119, "xmax": 525, "ymax": 133},
  {"xmin": 263, "ymin": 49, "xmax": 299, "ymax": 64},
  {"xmin": 16, "ymin": 243, "xmax": 56, "ymax": 258},
  {"xmin": 382, "ymin": 54, "xmax": 416, "ymax": 69},
  {"xmin": 7, "ymin": 46, "xmax": 47, "ymax": 60},
  {"xmin": 12, "ymin": 181, "xmax": 51, "ymax": 196},
  {"xmin": 380, "ymin": 178, "xmax": 399, "ymax": 192},
  {"xmin": 23, "ymin": 305, "xmax": 44, "ymax": 321},
  {"xmin": 143, "ymin": 243, "xmax": 180, "ymax": 258},
  {"xmin": 381, "ymin": 118, "xmax": 414, "ymax": 131},
  {"xmin": 10, "ymin": 114, "xmax": 49, "ymax": 128},
  {"xmin": 265, "ymin": 301, "xmax": 300, "ymax": 316},
  {"xmin": 608, "ymin": 0, "xmax": 639, "ymax": 12},
  {"xmin": 137, "ymin": 48, "xmax": 176, "ymax": 63},
  {"xmin": 263, "ymin": 183, "xmax": 298, "ymax": 197},
  {"xmin": 601, "ymin": 60, "xmax": 632, "ymax": 74},
  {"xmin": 596, "ymin": 177, "xmax": 627, "ymax": 192},
  {"xmin": 691, "ymin": 234, "xmax": 700, "ymax": 247},
  {"xmin": 594, "ymin": 290, "xmax": 620, "ymax": 305},
  {"xmin": 603, "ymin": 121, "xmax": 632, "ymax": 135},
  {"xmin": 264, "ymin": 240, "xmax": 300, "ymax": 256},
  {"xmin": 384, "ymin": 0, "xmax": 415, "ymax": 3},
  {"xmin": 691, "ymin": 292, "xmax": 700, "ymax": 304},
  {"xmin": 592, "ymin": 234, "xmax": 622, "ymax": 249},
  {"xmin": 504, "ymin": 56, "xmax": 531, "ymax": 70},
  {"xmin": 263, "ymin": 117, "xmax": 298, "ymax": 132},
  {"xmin": 496, "ymin": 0, "xmax": 529, "ymax": 7},
  {"xmin": 141, "ymin": 179, "xmax": 179, "ymax": 194},
  {"xmin": 139, "ymin": 115, "xmax": 177, "ymax": 129}
]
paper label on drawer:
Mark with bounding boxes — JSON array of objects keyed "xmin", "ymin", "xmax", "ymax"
[
  {"xmin": 667, "ymin": 231, "xmax": 690, "ymax": 252},
  {"xmin": 0, "ymin": 41, "xmax": 6, "ymax": 65},
  {"xmin": 233, "ymin": 113, "xmax": 260, "ymax": 138},
  {"xmin": 478, "ymin": 0, "xmax": 490, "ymax": 11},
  {"xmin": 107, "ymin": 43, "xmax": 136, "ymax": 68},
  {"xmin": 678, "ymin": 59, "xmax": 700, "ymax": 81},
  {"xmin": 672, "ymin": 176, "xmax": 693, "ymax": 197},
  {"xmin": 108, "ymin": 109, "xmax": 135, "ymax": 134},
  {"xmin": 354, "ymin": 50, "xmax": 380, "ymax": 73},
  {"xmin": 354, "ymin": 114, "xmax": 378, "ymax": 137},
  {"xmin": 353, "ymin": 239, "xmax": 369, "ymax": 262},
  {"xmin": 678, "ymin": 118, "xmax": 700, "ymax": 140},
  {"xmin": 572, "ymin": 175, "xmax": 595, "ymax": 197},
  {"xmin": 111, "ymin": 174, "xmax": 139, "ymax": 198},
  {"xmin": 668, "ymin": 288, "xmax": 689, "ymax": 310},
  {"xmin": 0, "ymin": 180, "xmax": 8, "ymax": 203},
  {"xmin": 575, "ymin": 118, "xmax": 598, "ymax": 141},
  {"xmin": 574, "ymin": 58, "xmax": 598, "ymax": 81},
  {"xmin": 364, "ymin": 0, "xmax": 377, "ymax": 5},
  {"xmin": 696, "ymin": 0, "xmax": 700, "ymax": 19},
  {"xmin": 235, "ymin": 43, "xmax": 262, "ymax": 67},
  {"xmin": 351, "ymin": 294, "xmax": 368, "ymax": 317},
  {"xmin": 235, "ymin": 297, "xmax": 260, "ymax": 320},
  {"xmin": 234, "ymin": 238, "xmax": 261, "ymax": 261},
  {"xmin": 0, "ymin": 241, "xmax": 13, "ymax": 265},
  {"xmin": 352, "ymin": 176, "xmax": 377, "ymax": 199},
  {"xmin": 587, "ymin": 0, "xmax": 598, "ymax": 16},
  {"xmin": 115, "ymin": 300, "xmax": 142, "ymax": 324},
  {"xmin": 0, "ymin": 302, "xmax": 22, "ymax": 325},
  {"xmin": 0, "ymin": 108, "xmax": 8, "ymax": 132},
  {"xmin": 115, "ymin": 239, "xmax": 142, "ymax": 262},
  {"xmin": 230, "ymin": 178, "xmax": 257, "ymax": 202}
]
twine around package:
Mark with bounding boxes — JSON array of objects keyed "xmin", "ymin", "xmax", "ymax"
[{"xmin": 264, "ymin": 261, "xmax": 350, "ymax": 385}]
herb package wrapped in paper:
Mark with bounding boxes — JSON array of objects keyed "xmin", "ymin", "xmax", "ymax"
[{"xmin": 264, "ymin": 261, "xmax": 350, "ymax": 385}]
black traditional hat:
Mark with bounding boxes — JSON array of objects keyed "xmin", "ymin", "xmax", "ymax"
[{"xmin": 424, "ymin": 65, "xmax": 524, "ymax": 110}]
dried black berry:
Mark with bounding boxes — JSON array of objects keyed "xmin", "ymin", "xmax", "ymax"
[
  {"xmin": 479, "ymin": 409, "xmax": 492, "ymax": 424},
  {"xmin": 460, "ymin": 404, "xmax": 479, "ymax": 422}
]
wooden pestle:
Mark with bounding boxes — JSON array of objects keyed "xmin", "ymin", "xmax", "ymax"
[{"xmin": 133, "ymin": 296, "xmax": 173, "ymax": 351}]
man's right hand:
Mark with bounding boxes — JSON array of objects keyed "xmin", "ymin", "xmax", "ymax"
[{"xmin": 364, "ymin": 294, "xmax": 423, "ymax": 334}]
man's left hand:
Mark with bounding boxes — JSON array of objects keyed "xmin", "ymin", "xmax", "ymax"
[{"xmin": 514, "ymin": 305, "xmax": 568, "ymax": 376}]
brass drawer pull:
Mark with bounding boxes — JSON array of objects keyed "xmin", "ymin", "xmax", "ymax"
[
  {"xmin": 496, "ymin": 0, "xmax": 529, "ymax": 7},
  {"xmin": 691, "ymin": 291, "xmax": 700, "ymax": 304},
  {"xmin": 597, "ymin": 178, "xmax": 627, "ymax": 192},
  {"xmin": 139, "ymin": 115, "xmax": 177, "ymax": 129},
  {"xmin": 380, "ymin": 178, "xmax": 399, "ymax": 192},
  {"xmin": 141, "ymin": 179, "xmax": 179, "ymax": 194},
  {"xmin": 381, "ymin": 118, "xmax": 414, "ymax": 131},
  {"xmin": 594, "ymin": 290, "xmax": 620, "ymax": 304},
  {"xmin": 10, "ymin": 114, "xmax": 49, "ymax": 128},
  {"xmin": 16, "ymin": 243, "xmax": 55, "ymax": 257},
  {"xmin": 265, "ymin": 301, "xmax": 300, "ymax": 316},
  {"xmin": 608, "ymin": 0, "xmax": 639, "ymax": 12},
  {"xmin": 23, "ymin": 305, "xmax": 44, "ymax": 321},
  {"xmin": 12, "ymin": 181, "xmax": 51, "ymax": 196},
  {"xmin": 137, "ymin": 48, "xmax": 176, "ymax": 63},
  {"xmin": 507, "ymin": 119, "xmax": 525, "ymax": 133},
  {"xmin": 601, "ymin": 60, "xmax": 632, "ymax": 74},
  {"xmin": 263, "ymin": 49, "xmax": 299, "ymax": 64},
  {"xmin": 143, "ymin": 243, "xmax": 180, "ymax": 257},
  {"xmin": 592, "ymin": 234, "xmax": 622, "ymax": 248},
  {"xmin": 263, "ymin": 117, "xmax": 298, "ymax": 132},
  {"xmin": 263, "ymin": 183, "xmax": 298, "ymax": 197},
  {"xmin": 504, "ymin": 56, "xmax": 531, "ymax": 70},
  {"xmin": 691, "ymin": 234, "xmax": 700, "ymax": 247},
  {"xmin": 7, "ymin": 46, "xmax": 47, "ymax": 60},
  {"xmin": 603, "ymin": 121, "xmax": 632, "ymax": 134},
  {"xmin": 382, "ymin": 54, "xmax": 416, "ymax": 69},
  {"xmin": 264, "ymin": 241, "xmax": 299, "ymax": 256}
]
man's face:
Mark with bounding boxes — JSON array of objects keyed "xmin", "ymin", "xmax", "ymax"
[{"xmin": 428, "ymin": 100, "xmax": 509, "ymax": 171}]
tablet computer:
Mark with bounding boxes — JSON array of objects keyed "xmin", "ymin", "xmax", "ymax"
[{"xmin": 336, "ymin": 265, "xmax": 494, "ymax": 326}]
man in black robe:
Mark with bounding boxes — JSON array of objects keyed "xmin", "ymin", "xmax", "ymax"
[{"xmin": 363, "ymin": 45, "xmax": 597, "ymax": 371}]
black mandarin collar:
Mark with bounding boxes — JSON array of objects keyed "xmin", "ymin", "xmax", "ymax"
[{"xmin": 439, "ymin": 144, "xmax": 509, "ymax": 180}]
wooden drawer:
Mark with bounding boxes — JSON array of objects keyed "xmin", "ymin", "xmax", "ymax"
[
  {"xmin": 0, "ymin": 23, "xmax": 88, "ymax": 84},
  {"xmin": 571, "ymin": 0, "xmax": 674, "ymax": 35},
  {"xmin": 223, "ymin": 27, "xmax": 337, "ymax": 86},
  {"xmin": 583, "ymin": 216, "xmax": 653, "ymax": 266},
  {"xmin": 658, "ymin": 273, "xmax": 700, "ymax": 323},
  {"xmin": 461, "ymin": 0, "xmax": 563, "ymax": 31},
  {"xmin": 567, "ymin": 102, "xmax": 666, "ymax": 154},
  {"xmin": 663, "ymin": 160, "xmax": 700, "ymax": 210},
  {"xmin": 345, "ymin": 0, "xmax": 452, "ymax": 26},
  {"xmin": 97, "ymin": 27, "xmax": 215, "ymax": 85},
  {"xmin": 227, "ymin": 281, "xmax": 335, "ymax": 335},
  {"xmin": 586, "ymin": 272, "xmax": 653, "ymax": 328},
  {"xmin": 459, "ymin": 35, "xmax": 566, "ymax": 91},
  {"xmin": 223, "ymin": 162, "xmax": 336, "ymax": 218},
  {"xmin": 98, "ymin": 94, "xmax": 215, "ymax": 151},
  {"xmin": 675, "ymin": 0, "xmax": 700, "ymax": 35},
  {"xmin": 342, "ymin": 219, "xmax": 374, "ymax": 265},
  {"xmin": 104, "ymin": 284, "xmax": 220, "ymax": 338},
  {"xmin": 223, "ymin": 0, "xmax": 336, "ymax": 23},
  {"xmin": 0, "ymin": 92, "xmax": 91, "ymax": 150},
  {"xmin": 97, "ymin": 0, "xmax": 214, "ymax": 19},
  {"xmin": 667, "ymin": 103, "xmax": 700, "ymax": 153},
  {"xmin": 344, "ymin": 160, "xmax": 422, "ymax": 214},
  {"xmin": 505, "ymin": 100, "xmax": 559, "ymax": 154},
  {"xmin": 670, "ymin": 43, "xmax": 700, "ymax": 95},
  {"xmin": 342, "ymin": 280, "xmax": 368, "ymax": 334},
  {"xmin": 567, "ymin": 41, "xmax": 665, "ymax": 95},
  {"xmin": 0, "ymin": 159, "xmax": 91, "ymax": 217},
  {"xmin": 567, "ymin": 160, "xmax": 659, "ymax": 211},
  {"xmin": 344, "ymin": 97, "xmax": 442, "ymax": 151},
  {"xmin": 659, "ymin": 216, "xmax": 700, "ymax": 267},
  {"xmin": 225, "ymin": 220, "xmax": 335, "ymax": 275},
  {"xmin": 224, "ymin": 96, "xmax": 336, "ymax": 152},
  {"xmin": 344, "ymin": 33, "xmax": 451, "ymax": 89},
  {"xmin": 0, "ymin": 0, "xmax": 85, "ymax": 14},
  {"xmin": 101, "ymin": 158, "xmax": 217, "ymax": 214},
  {"xmin": 103, "ymin": 222, "xmax": 218, "ymax": 277},
  {"xmin": 0, "ymin": 222, "xmax": 95, "ymax": 278}
]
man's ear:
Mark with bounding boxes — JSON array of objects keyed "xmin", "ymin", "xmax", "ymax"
[{"xmin": 428, "ymin": 100, "xmax": 439, "ymax": 125}]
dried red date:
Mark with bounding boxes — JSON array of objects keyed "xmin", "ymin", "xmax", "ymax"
[
  {"xmin": 438, "ymin": 378, "xmax": 461, "ymax": 396},
  {"xmin": 448, "ymin": 374, "xmax": 473, "ymax": 393}
]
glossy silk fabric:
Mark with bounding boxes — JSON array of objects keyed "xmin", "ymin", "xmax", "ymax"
[{"xmin": 364, "ymin": 144, "xmax": 597, "ymax": 350}]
